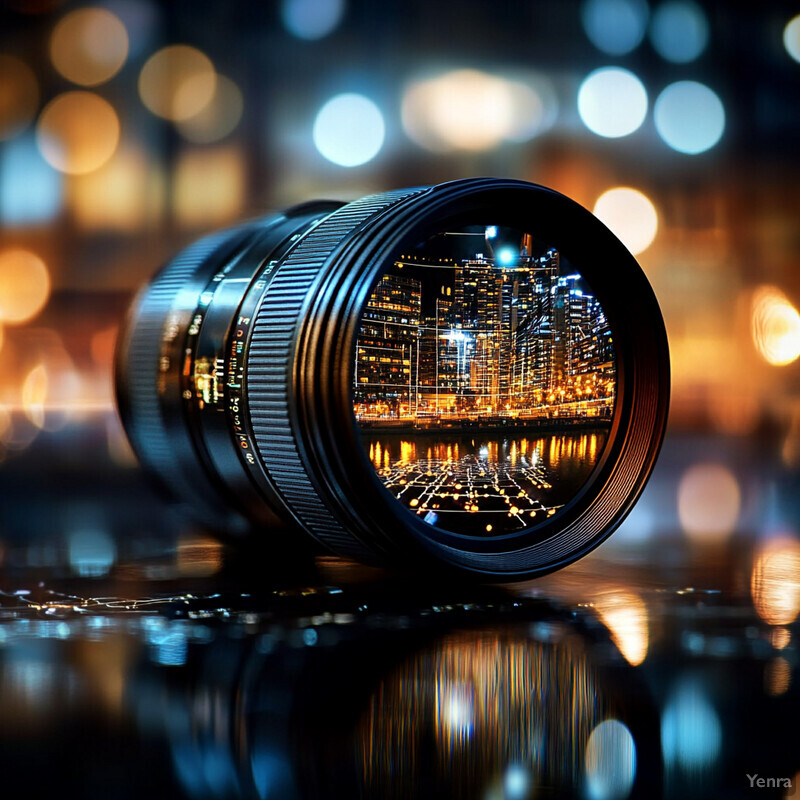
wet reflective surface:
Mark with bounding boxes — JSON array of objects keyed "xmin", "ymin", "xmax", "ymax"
[
  {"xmin": 0, "ymin": 558, "xmax": 796, "ymax": 800},
  {"xmin": 0, "ymin": 416, "xmax": 799, "ymax": 799}
]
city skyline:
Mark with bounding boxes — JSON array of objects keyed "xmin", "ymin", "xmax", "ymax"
[{"xmin": 354, "ymin": 230, "xmax": 616, "ymax": 428}]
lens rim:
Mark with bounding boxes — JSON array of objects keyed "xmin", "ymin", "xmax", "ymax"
[{"xmin": 295, "ymin": 179, "xmax": 669, "ymax": 578}]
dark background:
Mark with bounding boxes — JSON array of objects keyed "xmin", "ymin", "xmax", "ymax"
[
  {"xmin": 0, "ymin": 0, "xmax": 798, "ymax": 571},
  {"xmin": 0, "ymin": 1, "xmax": 799, "ymax": 798}
]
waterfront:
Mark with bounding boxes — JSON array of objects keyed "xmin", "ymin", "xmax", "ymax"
[{"xmin": 364, "ymin": 428, "xmax": 609, "ymax": 536}]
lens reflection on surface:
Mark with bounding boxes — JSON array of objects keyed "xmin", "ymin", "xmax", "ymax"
[
  {"xmin": 585, "ymin": 719, "xmax": 637, "ymax": 800},
  {"xmin": 661, "ymin": 678, "xmax": 721, "ymax": 774},
  {"xmin": 0, "ymin": 582, "xmax": 666, "ymax": 799},
  {"xmin": 751, "ymin": 537, "xmax": 800, "ymax": 626},
  {"xmin": 357, "ymin": 630, "xmax": 604, "ymax": 799},
  {"xmin": 354, "ymin": 227, "xmax": 616, "ymax": 536}
]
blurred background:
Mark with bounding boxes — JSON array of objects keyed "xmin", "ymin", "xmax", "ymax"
[
  {"xmin": 0, "ymin": 0, "xmax": 798, "ymax": 570},
  {"xmin": 0, "ymin": 1, "xmax": 799, "ymax": 797}
]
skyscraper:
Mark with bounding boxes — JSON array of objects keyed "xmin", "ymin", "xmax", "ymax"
[
  {"xmin": 454, "ymin": 255, "xmax": 504, "ymax": 408},
  {"xmin": 354, "ymin": 273, "xmax": 421, "ymax": 415},
  {"xmin": 353, "ymin": 242, "xmax": 614, "ymax": 422}
]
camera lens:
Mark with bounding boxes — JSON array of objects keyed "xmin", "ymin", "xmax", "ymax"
[
  {"xmin": 116, "ymin": 178, "xmax": 669, "ymax": 579},
  {"xmin": 356, "ymin": 225, "xmax": 615, "ymax": 539}
]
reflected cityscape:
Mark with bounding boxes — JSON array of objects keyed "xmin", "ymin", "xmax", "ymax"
[
  {"xmin": 355, "ymin": 227, "xmax": 616, "ymax": 534},
  {"xmin": 366, "ymin": 432, "xmax": 607, "ymax": 535},
  {"xmin": 358, "ymin": 629, "xmax": 611, "ymax": 799}
]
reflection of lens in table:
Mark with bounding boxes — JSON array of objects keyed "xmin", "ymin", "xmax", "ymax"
[
  {"xmin": 363, "ymin": 430, "xmax": 609, "ymax": 536},
  {"xmin": 357, "ymin": 628, "xmax": 605, "ymax": 798}
]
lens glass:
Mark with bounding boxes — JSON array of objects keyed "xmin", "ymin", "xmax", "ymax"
[{"xmin": 354, "ymin": 225, "xmax": 616, "ymax": 537}]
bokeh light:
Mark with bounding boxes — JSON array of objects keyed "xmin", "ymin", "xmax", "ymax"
[
  {"xmin": 36, "ymin": 91, "xmax": 120, "ymax": 175},
  {"xmin": 501, "ymin": 765, "xmax": 531, "ymax": 800},
  {"xmin": 0, "ymin": 55, "xmax": 40, "ymax": 141},
  {"xmin": 0, "ymin": 136, "xmax": 62, "ymax": 225},
  {"xmin": 593, "ymin": 187, "xmax": 658, "ymax": 255},
  {"xmin": 71, "ymin": 146, "xmax": 163, "ymax": 231},
  {"xmin": 505, "ymin": 79, "xmax": 551, "ymax": 142},
  {"xmin": 22, "ymin": 364, "xmax": 47, "ymax": 429},
  {"xmin": 402, "ymin": 70, "xmax": 510, "ymax": 151},
  {"xmin": 771, "ymin": 627, "xmax": 791, "ymax": 650},
  {"xmin": 313, "ymin": 93, "xmax": 385, "ymax": 167},
  {"xmin": 0, "ymin": 249, "xmax": 51, "ymax": 324},
  {"xmin": 577, "ymin": 67, "xmax": 647, "ymax": 138},
  {"xmin": 138, "ymin": 45, "xmax": 216, "ymax": 121},
  {"xmin": 677, "ymin": 463, "xmax": 740, "ymax": 543},
  {"xmin": 16, "ymin": 333, "xmax": 80, "ymax": 431},
  {"xmin": 783, "ymin": 14, "xmax": 800, "ymax": 63},
  {"xmin": 654, "ymin": 81, "xmax": 725, "ymax": 154},
  {"xmin": 764, "ymin": 657, "xmax": 791, "ymax": 697},
  {"xmin": 593, "ymin": 592, "xmax": 649, "ymax": 666},
  {"xmin": 581, "ymin": 0, "xmax": 649, "ymax": 56},
  {"xmin": 751, "ymin": 286, "xmax": 800, "ymax": 366},
  {"xmin": 584, "ymin": 719, "xmax": 637, "ymax": 800},
  {"xmin": 661, "ymin": 679, "xmax": 722, "ymax": 771},
  {"xmin": 50, "ymin": 7, "xmax": 129, "ymax": 86},
  {"xmin": 281, "ymin": 0, "xmax": 345, "ymax": 40},
  {"xmin": 175, "ymin": 74, "xmax": 243, "ymax": 143},
  {"xmin": 176, "ymin": 535, "xmax": 223, "ymax": 577},
  {"xmin": 68, "ymin": 527, "xmax": 116, "ymax": 577},
  {"xmin": 174, "ymin": 147, "xmax": 244, "ymax": 226},
  {"xmin": 649, "ymin": 1, "xmax": 709, "ymax": 63},
  {"xmin": 402, "ymin": 69, "xmax": 552, "ymax": 152},
  {"xmin": 751, "ymin": 537, "xmax": 800, "ymax": 626}
]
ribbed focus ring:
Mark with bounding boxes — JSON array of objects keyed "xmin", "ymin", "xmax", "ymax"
[
  {"xmin": 246, "ymin": 188, "xmax": 425, "ymax": 557},
  {"xmin": 121, "ymin": 228, "xmax": 245, "ymax": 501}
]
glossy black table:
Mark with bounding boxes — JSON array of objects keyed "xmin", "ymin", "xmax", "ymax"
[{"xmin": 0, "ymin": 416, "xmax": 797, "ymax": 799}]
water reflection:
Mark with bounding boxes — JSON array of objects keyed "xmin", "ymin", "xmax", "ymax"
[
  {"xmin": 365, "ymin": 431, "xmax": 607, "ymax": 536},
  {"xmin": 358, "ymin": 629, "xmax": 605, "ymax": 797},
  {"xmin": 661, "ymin": 677, "xmax": 722, "ymax": 787},
  {"xmin": 593, "ymin": 591, "xmax": 649, "ymax": 667},
  {"xmin": 751, "ymin": 537, "xmax": 800, "ymax": 626},
  {"xmin": 0, "ymin": 588, "xmax": 661, "ymax": 799},
  {"xmin": 585, "ymin": 719, "xmax": 637, "ymax": 800},
  {"xmin": 1, "ymin": 572, "xmax": 798, "ymax": 799}
]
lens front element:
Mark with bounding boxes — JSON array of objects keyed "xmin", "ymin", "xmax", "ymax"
[{"xmin": 354, "ymin": 226, "xmax": 616, "ymax": 538}]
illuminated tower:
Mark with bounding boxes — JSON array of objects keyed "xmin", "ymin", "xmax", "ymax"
[
  {"xmin": 354, "ymin": 272, "xmax": 422, "ymax": 416},
  {"xmin": 418, "ymin": 294, "xmax": 459, "ymax": 414},
  {"xmin": 453, "ymin": 255, "xmax": 504, "ymax": 410}
]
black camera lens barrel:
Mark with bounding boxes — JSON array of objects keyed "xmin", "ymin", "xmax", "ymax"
[
  {"xmin": 116, "ymin": 202, "xmax": 343, "ymax": 537},
  {"xmin": 116, "ymin": 178, "xmax": 669, "ymax": 579}
]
